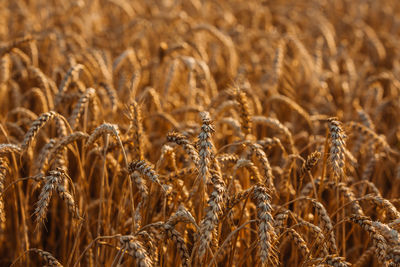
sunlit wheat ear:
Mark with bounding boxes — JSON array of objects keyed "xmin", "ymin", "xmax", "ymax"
[
  {"xmin": 257, "ymin": 137, "xmax": 287, "ymax": 155},
  {"xmin": 315, "ymin": 255, "xmax": 351, "ymax": 267},
  {"xmin": 234, "ymin": 158, "xmax": 262, "ymax": 184},
  {"xmin": 156, "ymin": 144, "xmax": 177, "ymax": 172},
  {"xmin": 198, "ymin": 169, "xmax": 226, "ymax": 259},
  {"xmin": 353, "ymin": 246, "xmax": 375, "ymax": 267},
  {"xmin": 130, "ymin": 171, "xmax": 148, "ymax": 201},
  {"xmin": 395, "ymin": 165, "xmax": 400, "ymax": 181},
  {"xmin": 283, "ymin": 229, "xmax": 310, "ymax": 259},
  {"xmin": 128, "ymin": 160, "xmax": 164, "ymax": 189},
  {"xmin": 301, "ymin": 151, "xmax": 321, "ymax": 175},
  {"xmin": 388, "ymin": 246, "xmax": 400, "ymax": 265},
  {"xmin": 271, "ymin": 40, "xmax": 285, "ymax": 90},
  {"xmin": 47, "ymin": 132, "xmax": 89, "ymax": 163},
  {"xmin": 136, "ymin": 231, "xmax": 159, "ymax": 265},
  {"xmin": 112, "ymin": 48, "xmax": 136, "ymax": 73},
  {"xmin": 129, "ymin": 101, "xmax": 144, "ymax": 160},
  {"xmin": 197, "ymin": 111, "xmax": 215, "ymax": 183},
  {"xmin": 193, "ymin": 23, "xmax": 238, "ymax": 78},
  {"xmin": 139, "ymin": 86, "xmax": 162, "ymax": 112},
  {"xmin": 28, "ymin": 66, "xmax": 54, "ymax": 110},
  {"xmin": 56, "ymin": 184, "xmax": 79, "ymax": 218},
  {"xmin": 56, "ymin": 64, "xmax": 84, "ymax": 104},
  {"xmin": 252, "ymin": 185, "xmax": 278, "ymax": 266},
  {"xmin": 356, "ymin": 180, "xmax": 382, "ymax": 197},
  {"xmin": 133, "ymin": 200, "xmax": 143, "ymax": 232},
  {"xmin": 11, "ymin": 47, "xmax": 31, "ymax": 68},
  {"xmin": 355, "ymin": 106, "xmax": 375, "ymax": 131},
  {"xmin": 300, "ymin": 178, "xmax": 322, "ymax": 197},
  {"xmin": 5, "ymin": 122, "xmax": 25, "ymax": 141},
  {"xmin": 213, "ymin": 100, "xmax": 237, "ymax": 119},
  {"xmin": 346, "ymin": 121, "xmax": 391, "ymax": 152},
  {"xmin": 69, "ymin": 88, "xmax": 96, "ymax": 129},
  {"xmin": 85, "ymin": 123, "xmax": 123, "ymax": 149},
  {"xmin": 307, "ymin": 198, "xmax": 337, "ymax": 254},
  {"xmin": 217, "ymin": 153, "xmax": 239, "ymax": 167},
  {"xmin": 218, "ymin": 117, "xmax": 244, "ymax": 139},
  {"xmin": 273, "ymin": 211, "xmax": 289, "ymax": 235},
  {"xmin": 99, "ymin": 82, "xmax": 118, "ymax": 112},
  {"xmin": 349, "ymin": 215, "xmax": 387, "ymax": 265},
  {"xmin": 34, "ymin": 168, "xmax": 64, "ymax": 227},
  {"xmin": 9, "ymin": 107, "xmax": 38, "ymax": 121},
  {"xmin": 163, "ymin": 223, "xmax": 190, "ymax": 267},
  {"xmin": 234, "ymin": 87, "xmax": 252, "ymax": 136},
  {"xmin": 249, "ymin": 143, "xmax": 275, "ymax": 192},
  {"xmin": 90, "ymin": 49, "xmax": 111, "ymax": 82},
  {"xmin": 327, "ymin": 117, "xmax": 346, "ymax": 181},
  {"xmin": 361, "ymin": 152, "xmax": 379, "ymax": 181},
  {"xmin": 163, "ymin": 59, "xmax": 178, "ymax": 96},
  {"xmin": 167, "ymin": 131, "xmax": 200, "ymax": 166},
  {"xmin": 0, "ymin": 143, "xmax": 22, "ymax": 154},
  {"xmin": 0, "ymin": 34, "xmax": 34, "ymax": 57},
  {"xmin": 252, "ymin": 116, "xmax": 295, "ymax": 152},
  {"xmin": 167, "ymin": 204, "xmax": 198, "ymax": 228},
  {"xmin": 223, "ymin": 187, "xmax": 253, "ymax": 218},
  {"xmin": 0, "ymin": 53, "xmax": 11, "ymax": 84},
  {"xmin": 29, "ymin": 248, "xmax": 63, "ymax": 267},
  {"xmin": 371, "ymin": 221, "xmax": 399, "ymax": 245},
  {"xmin": 0, "ymin": 158, "xmax": 8, "ymax": 235},
  {"xmin": 268, "ymin": 94, "xmax": 312, "ymax": 129},
  {"xmin": 21, "ymin": 111, "xmax": 57, "ymax": 151},
  {"xmin": 362, "ymin": 194, "xmax": 400, "ymax": 220},
  {"xmin": 295, "ymin": 219, "xmax": 329, "ymax": 257},
  {"xmin": 327, "ymin": 182, "xmax": 364, "ymax": 216},
  {"xmin": 36, "ymin": 139, "xmax": 56, "ymax": 174},
  {"xmin": 128, "ymin": 70, "xmax": 141, "ymax": 99},
  {"xmin": 119, "ymin": 235, "xmax": 152, "ymax": 267},
  {"xmin": 25, "ymin": 87, "xmax": 49, "ymax": 112}
]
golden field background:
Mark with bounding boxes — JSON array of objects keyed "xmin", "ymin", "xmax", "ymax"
[{"xmin": 1, "ymin": 0, "xmax": 400, "ymax": 266}]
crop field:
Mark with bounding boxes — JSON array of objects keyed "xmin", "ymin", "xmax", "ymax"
[{"xmin": 1, "ymin": 0, "xmax": 400, "ymax": 266}]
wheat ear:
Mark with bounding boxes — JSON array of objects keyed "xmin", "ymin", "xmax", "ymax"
[
  {"xmin": 0, "ymin": 158, "xmax": 8, "ymax": 235},
  {"xmin": 349, "ymin": 215, "xmax": 387, "ymax": 265},
  {"xmin": 128, "ymin": 160, "xmax": 164, "ymax": 189},
  {"xmin": 21, "ymin": 111, "xmax": 57, "ymax": 151},
  {"xmin": 30, "ymin": 248, "xmax": 63, "ymax": 267},
  {"xmin": 327, "ymin": 117, "xmax": 346, "ymax": 181},
  {"xmin": 167, "ymin": 132, "xmax": 200, "ymax": 166},
  {"xmin": 119, "ymin": 235, "xmax": 152, "ymax": 267},
  {"xmin": 198, "ymin": 168, "xmax": 226, "ymax": 258},
  {"xmin": 69, "ymin": 88, "xmax": 96, "ymax": 129},
  {"xmin": 252, "ymin": 185, "xmax": 278, "ymax": 266},
  {"xmin": 197, "ymin": 111, "xmax": 215, "ymax": 183}
]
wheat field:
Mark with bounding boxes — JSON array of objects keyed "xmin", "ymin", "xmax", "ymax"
[{"xmin": 1, "ymin": 0, "xmax": 400, "ymax": 266}]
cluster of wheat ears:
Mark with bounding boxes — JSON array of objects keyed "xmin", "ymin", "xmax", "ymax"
[{"xmin": 1, "ymin": 0, "xmax": 400, "ymax": 266}]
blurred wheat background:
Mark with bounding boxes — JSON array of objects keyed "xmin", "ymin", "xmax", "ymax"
[{"xmin": 1, "ymin": 0, "xmax": 400, "ymax": 266}]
